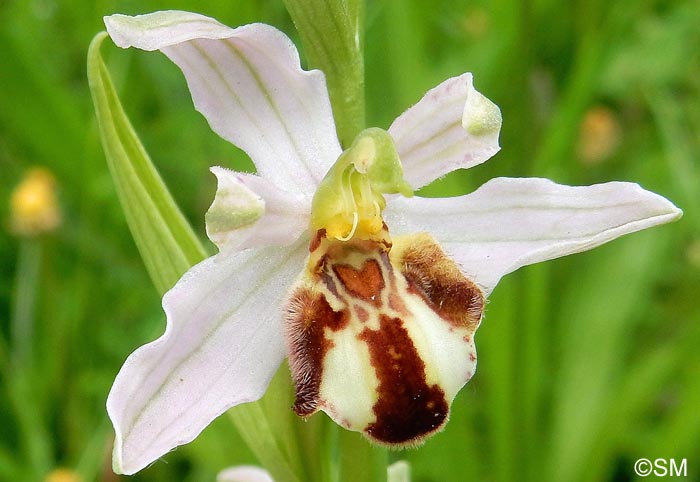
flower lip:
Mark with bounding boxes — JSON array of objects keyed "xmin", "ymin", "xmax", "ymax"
[{"xmin": 285, "ymin": 228, "xmax": 484, "ymax": 446}]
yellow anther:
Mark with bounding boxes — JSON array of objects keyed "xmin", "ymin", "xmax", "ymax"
[{"xmin": 336, "ymin": 212, "xmax": 359, "ymax": 241}]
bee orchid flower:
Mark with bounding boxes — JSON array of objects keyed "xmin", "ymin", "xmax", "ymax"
[{"xmin": 102, "ymin": 10, "xmax": 682, "ymax": 475}]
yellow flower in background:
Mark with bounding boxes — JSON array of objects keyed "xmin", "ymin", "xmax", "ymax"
[
  {"xmin": 45, "ymin": 468, "xmax": 83, "ymax": 482},
  {"xmin": 577, "ymin": 106, "xmax": 622, "ymax": 165},
  {"xmin": 11, "ymin": 168, "xmax": 61, "ymax": 236}
]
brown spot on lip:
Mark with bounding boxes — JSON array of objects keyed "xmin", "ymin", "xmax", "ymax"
[
  {"xmin": 334, "ymin": 259, "xmax": 385, "ymax": 305},
  {"xmin": 389, "ymin": 291, "xmax": 408, "ymax": 315},
  {"xmin": 355, "ymin": 306, "xmax": 369, "ymax": 323},
  {"xmin": 321, "ymin": 268, "xmax": 340, "ymax": 298},
  {"xmin": 285, "ymin": 288, "xmax": 349, "ymax": 416},
  {"xmin": 309, "ymin": 229, "xmax": 326, "ymax": 252},
  {"xmin": 360, "ymin": 315, "xmax": 449, "ymax": 445}
]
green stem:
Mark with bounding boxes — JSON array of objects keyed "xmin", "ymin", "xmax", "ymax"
[
  {"xmin": 228, "ymin": 404, "xmax": 304, "ymax": 482},
  {"xmin": 283, "ymin": 0, "xmax": 365, "ymax": 147},
  {"xmin": 337, "ymin": 430, "xmax": 387, "ymax": 482},
  {"xmin": 9, "ymin": 239, "xmax": 53, "ymax": 477},
  {"xmin": 12, "ymin": 239, "xmax": 41, "ymax": 367},
  {"xmin": 322, "ymin": 420, "xmax": 340, "ymax": 482},
  {"xmin": 519, "ymin": 264, "xmax": 549, "ymax": 482},
  {"xmin": 227, "ymin": 366, "xmax": 322, "ymax": 482}
]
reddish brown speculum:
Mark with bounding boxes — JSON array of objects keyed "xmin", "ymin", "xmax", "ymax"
[{"xmin": 360, "ymin": 314, "xmax": 449, "ymax": 443}]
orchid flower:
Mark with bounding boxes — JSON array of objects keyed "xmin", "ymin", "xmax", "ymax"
[{"xmin": 102, "ymin": 10, "xmax": 682, "ymax": 475}]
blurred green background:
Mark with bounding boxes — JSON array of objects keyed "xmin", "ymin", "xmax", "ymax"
[{"xmin": 1, "ymin": 0, "xmax": 698, "ymax": 481}]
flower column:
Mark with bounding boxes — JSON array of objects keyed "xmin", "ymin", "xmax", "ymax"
[{"xmin": 282, "ymin": 1, "xmax": 387, "ymax": 480}]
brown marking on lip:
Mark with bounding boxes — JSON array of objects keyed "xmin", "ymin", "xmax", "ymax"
[
  {"xmin": 309, "ymin": 229, "xmax": 326, "ymax": 252},
  {"xmin": 284, "ymin": 287, "xmax": 349, "ymax": 416},
  {"xmin": 360, "ymin": 315, "xmax": 449, "ymax": 445},
  {"xmin": 355, "ymin": 305, "xmax": 369, "ymax": 323},
  {"xmin": 393, "ymin": 234, "xmax": 485, "ymax": 333},
  {"xmin": 333, "ymin": 259, "xmax": 385, "ymax": 305},
  {"xmin": 388, "ymin": 291, "xmax": 408, "ymax": 315},
  {"xmin": 321, "ymin": 269, "xmax": 340, "ymax": 298}
]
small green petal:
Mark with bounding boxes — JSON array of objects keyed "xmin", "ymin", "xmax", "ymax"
[
  {"xmin": 205, "ymin": 175, "xmax": 264, "ymax": 243},
  {"xmin": 462, "ymin": 87, "xmax": 502, "ymax": 137}
]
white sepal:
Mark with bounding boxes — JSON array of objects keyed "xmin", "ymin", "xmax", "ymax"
[
  {"xmin": 107, "ymin": 241, "xmax": 307, "ymax": 474},
  {"xmin": 105, "ymin": 11, "xmax": 341, "ymax": 194},
  {"xmin": 385, "ymin": 177, "xmax": 682, "ymax": 293}
]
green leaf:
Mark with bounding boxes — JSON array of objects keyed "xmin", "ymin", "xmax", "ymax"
[{"xmin": 86, "ymin": 32, "xmax": 207, "ymax": 295}]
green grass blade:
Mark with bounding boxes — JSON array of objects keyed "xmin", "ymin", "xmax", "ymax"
[{"xmin": 86, "ymin": 32, "xmax": 207, "ymax": 295}]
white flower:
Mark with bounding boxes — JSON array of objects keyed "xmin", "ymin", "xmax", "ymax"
[{"xmin": 103, "ymin": 10, "xmax": 682, "ymax": 475}]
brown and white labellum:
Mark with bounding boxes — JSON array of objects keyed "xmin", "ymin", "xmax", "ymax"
[{"xmin": 284, "ymin": 227, "xmax": 484, "ymax": 446}]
